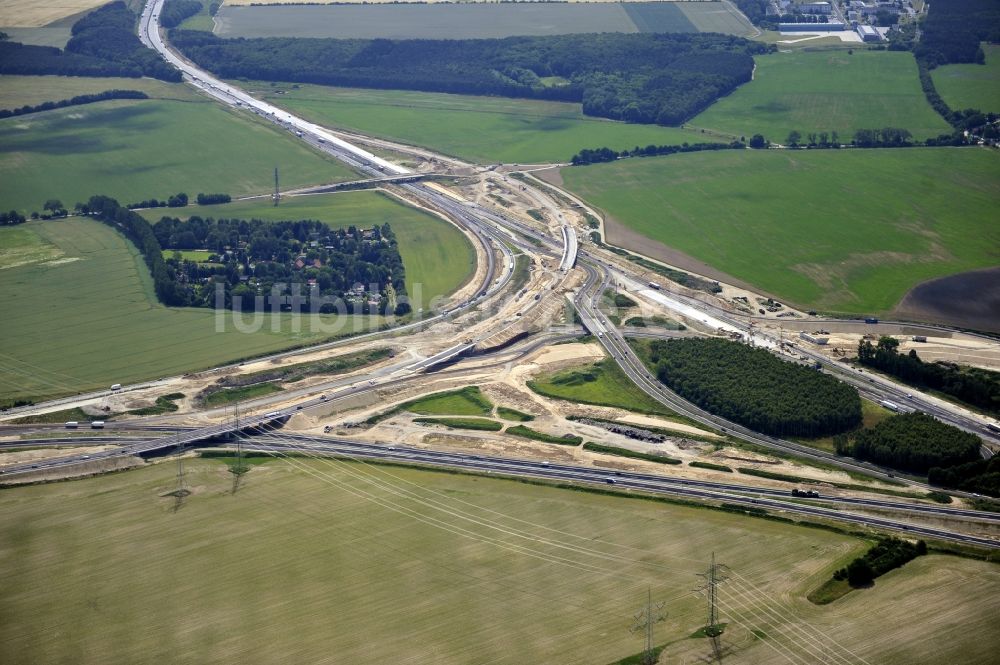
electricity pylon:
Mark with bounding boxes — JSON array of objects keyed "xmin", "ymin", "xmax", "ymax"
[{"xmin": 630, "ymin": 588, "xmax": 667, "ymax": 665}]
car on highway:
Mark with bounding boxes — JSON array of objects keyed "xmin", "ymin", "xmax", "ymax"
[{"xmin": 605, "ymin": 478, "xmax": 616, "ymax": 484}]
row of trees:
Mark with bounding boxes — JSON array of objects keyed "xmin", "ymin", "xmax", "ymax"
[
  {"xmin": 159, "ymin": 0, "xmax": 203, "ymax": 29},
  {"xmin": 0, "ymin": 89, "xmax": 148, "ymax": 119},
  {"xmin": 570, "ymin": 140, "xmax": 743, "ymax": 165},
  {"xmin": 0, "ymin": 2, "xmax": 180, "ymax": 81},
  {"xmin": 645, "ymin": 338, "xmax": 862, "ymax": 438},
  {"xmin": 170, "ymin": 30, "xmax": 772, "ymax": 126},
  {"xmin": 837, "ymin": 411, "xmax": 981, "ymax": 475},
  {"xmin": 858, "ymin": 338, "xmax": 999, "ymax": 416},
  {"xmin": 196, "ymin": 193, "xmax": 231, "ymax": 205}
]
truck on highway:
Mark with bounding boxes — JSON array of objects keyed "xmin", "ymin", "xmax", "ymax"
[
  {"xmin": 90, "ymin": 421, "xmax": 105, "ymax": 429},
  {"xmin": 65, "ymin": 421, "xmax": 79, "ymax": 429},
  {"xmin": 647, "ymin": 282, "xmax": 661, "ymax": 290},
  {"xmin": 864, "ymin": 318, "xmax": 879, "ymax": 324},
  {"xmin": 110, "ymin": 383, "xmax": 122, "ymax": 391},
  {"xmin": 791, "ymin": 488, "xmax": 820, "ymax": 498},
  {"xmin": 880, "ymin": 400, "xmax": 900, "ymax": 412}
]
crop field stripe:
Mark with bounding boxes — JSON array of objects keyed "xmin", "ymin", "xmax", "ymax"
[
  {"xmin": 677, "ymin": 1, "xmax": 757, "ymax": 36},
  {"xmin": 624, "ymin": 3, "xmax": 698, "ymax": 33}
]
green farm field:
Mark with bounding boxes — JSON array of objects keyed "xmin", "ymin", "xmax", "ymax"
[
  {"xmin": 140, "ymin": 191, "xmax": 475, "ymax": 310},
  {"xmin": 245, "ymin": 83, "xmax": 720, "ymax": 164},
  {"xmin": 689, "ymin": 50, "xmax": 952, "ymax": 141},
  {"xmin": 931, "ymin": 43, "xmax": 1000, "ymax": 114},
  {"xmin": 0, "ymin": 97, "xmax": 354, "ymax": 215},
  {"xmin": 3, "ymin": 458, "xmax": 996, "ymax": 664},
  {"xmin": 562, "ymin": 148, "xmax": 1000, "ymax": 315},
  {"xmin": 0, "ymin": 74, "xmax": 201, "ymax": 109},
  {"xmin": 0, "ymin": 219, "xmax": 383, "ymax": 404}
]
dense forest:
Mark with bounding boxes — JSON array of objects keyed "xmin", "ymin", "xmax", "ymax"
[
  {"xmin": 0, "ymin": 2, "xmax": 180, "ymax": 81},
  {"xmin": 928, "ymin": 456, "xmax": 1000, "ymax": 497},
  {"xmin": 170, "ymin": 30, "xmax": 772, "ymax": 126},
  {"xmin": 0, "ymin": 89, "xmax": 148, "ymax": 119},
  {"xmin": 641, "ymin": 338, "xmax": 862, "ymax": 437},
  {"xmin": 152, "ymin": 216, "xmax": 407, "ymax": 312},
  {"xmin": 837, "ymin": 412, "xmax": 982, "ymax": 474},
  {"xmin": 914, "ymin": 0, "xmax": 1000, "ymax": 67},
  {"xmin": 858, "ymin": 338, "xmax": 999, "ymax": 416}
]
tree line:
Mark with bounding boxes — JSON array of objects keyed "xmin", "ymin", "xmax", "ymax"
[
  {"xmin": 643, "ymin": 338, "xmax": 862, "ymax": 437},
  {"xmin": 0, "ymin": 2, "xmax": 180, "ymax": 81},
  {"xmin": 170, "ymin": 30, "xmax": 773, "ymax": 126},
  {"xmin": 0, "ymin": 89, "xmax": 148, "ymax": 119},
  {"xmin": 858, "ymin": 337, "xmax": 999, "ymax": 416},
  {"xmin": 570, "ymin": 140, "xmax": 743, "ymax": 166}
]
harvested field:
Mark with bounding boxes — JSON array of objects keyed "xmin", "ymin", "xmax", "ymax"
[
  {"xmin": 1, "ymin": 458, "xmax": 997, "ymax": 664},
  {"xmin": 0, "ymin": 0, "xmax": 106, "ymax": 27}
]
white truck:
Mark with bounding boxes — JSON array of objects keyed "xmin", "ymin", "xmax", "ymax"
[{"xmin": 880, "ymin": 400, "xmax": 900, "ymax": 412}]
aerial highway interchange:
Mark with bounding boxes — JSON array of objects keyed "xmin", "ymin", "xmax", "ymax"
[{"xmin": 1, "ymin": 0, "xmax": 997, "ymax": 553}]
